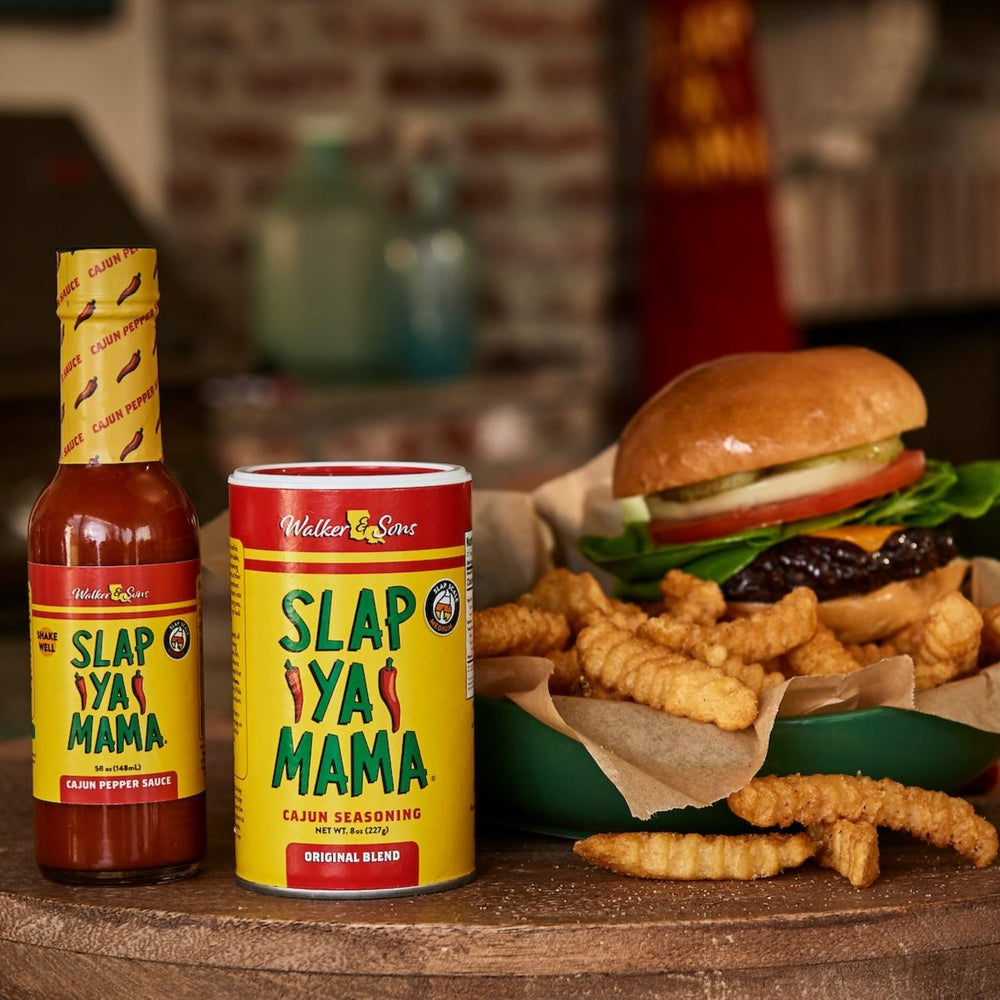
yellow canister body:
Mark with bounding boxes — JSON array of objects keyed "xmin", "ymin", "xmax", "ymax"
[{"xmin": 228, "ymin": 462, "xmax": 474, "ymax": 897}]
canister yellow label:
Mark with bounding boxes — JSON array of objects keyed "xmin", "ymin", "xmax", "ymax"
[{"xmin": 229, "ymin": 463, "xmax": 475, "ymax": 896}]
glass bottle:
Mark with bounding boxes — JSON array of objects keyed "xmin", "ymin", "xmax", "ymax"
[
  {"xmin": 28, "ymin": 246, "xmax": 206, "ymax": 884},
  {"xmin": 250, "ymin": 116, "xmax": 395, "ymax": 383},
  {"xmin": 384, "ymin": 155, "xmax": 477, "ymax": 380}
]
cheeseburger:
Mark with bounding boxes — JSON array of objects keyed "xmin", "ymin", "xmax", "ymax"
[{"xmin": 581, "ymin": 346, "xmax": 1000, "ymax": 641}]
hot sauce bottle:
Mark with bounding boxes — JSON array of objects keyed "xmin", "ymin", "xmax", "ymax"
[{"xmin": 28, "ymin": 246, "xmax": 206, "ymax": 884}]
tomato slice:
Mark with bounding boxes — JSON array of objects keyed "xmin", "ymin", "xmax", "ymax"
[{"xmin": 648, "ymin": 450, "xmax": 926, "ymax": 546}]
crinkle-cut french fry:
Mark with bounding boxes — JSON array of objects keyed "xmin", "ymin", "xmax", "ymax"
[
  {"xmin": 846, "ymin": 640, "xmax": 887, "ymax": 667},
  {"xmin": 639, "ymin": 587, "xmax": 818, "ymax": 666},
  {"xmin": 575, "ymin": 620, "xmax": 758, "ymax": 731},
  {"xmin": 808, "ymin": 820, "xmax": 881, "ymax": 888},
  {"xmin": 606, "ymin": 598, "xmax": 649, "ymax": 632},
  {"xmin": 473, "ymin": 603, "xmax": 570, "ymax": 658},
  {"xmin": 848, "ymin": 591, "xmax": 985, "ymax": 687},
  {"xmin": 517, "ymin": 567, "xmax": 613, "ymax": 630},
  {"xmin": 911, "ymin": 591, "xmax": 982, "ymax": 690},
  {"xmin": 785, "ymin": 621, "xmax": 863, "ymax": 677},
  {"xmin": 706, "ymin": 654, "xmax": 786, "ymax": 696},
  {"xmin": 574, "ymin": 830, "xmax": 818, "ymax": 881},
  {"xmin": 728, "ymin": 774, "xmax": 998, "ymax": 868},
  {"xmin": 658, "ymin": 569, "xmax": 726, "ymax": 625}
]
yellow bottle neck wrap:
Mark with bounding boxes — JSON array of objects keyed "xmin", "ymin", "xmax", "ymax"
[{"xmin": 57, "ymin": 247, "xmax": 163, "ymax": 465}]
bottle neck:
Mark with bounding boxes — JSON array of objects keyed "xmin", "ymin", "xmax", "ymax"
[{"xmin": 57, "ymin": 248, "xmax": 164, "ymax": 466}]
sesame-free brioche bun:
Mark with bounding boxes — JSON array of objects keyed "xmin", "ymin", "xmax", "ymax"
[{"xmin": 613, "ymin": 346, "xmax": 928, "ymax": 499}]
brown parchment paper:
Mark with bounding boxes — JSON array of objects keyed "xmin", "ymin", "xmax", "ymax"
[
  {"xmin": 473, "ymin": 653, "xmax": 933, "ymax": 818},
  {"xmin": 471, "ymin": 450, "xmax": 1000, "ymax": 820}
]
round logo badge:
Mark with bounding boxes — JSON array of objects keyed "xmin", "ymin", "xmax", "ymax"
[
  {"xmin": 425, "ymin": 580, "xmax": 461, "ymax": 636},
  {"xmin": 164, "ymin": 619, "xmax": 192, "ymax": 659}
]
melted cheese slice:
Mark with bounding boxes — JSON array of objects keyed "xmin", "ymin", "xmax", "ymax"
[{"xmin": 806, "ymin": 525, "xmax": 900, "ymax": 553}]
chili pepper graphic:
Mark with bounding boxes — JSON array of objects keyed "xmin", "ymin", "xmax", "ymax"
[
  {"xmin": 73, "ymin": 299, "xmax": 96, "ymax": 330},
  {"xmin": 131, "ymin": 670, "xmax": 146, "ymax": 714},
  {"xmin": 116, "ymin": 272, "xmax": 141, "ymax": 305},
  {"xmin": 73, "ymin": 376, "xmax": 98, "ymax": 408},
  {"xmin": 378, "ymin": 657, "xmax": 401, "ymax": 733},
  {"xmin": 74, "ymin": 673, "xmax": 87, "ymax": 712},
  {"xmin": 285, "ymin": 661, "xmax": 303, "ymax": 723},
  {"xmin": 116, "ymin": 349, "xmax": 141, "ymax": 383},
  {"xmin": 119, "ymin": 427, "xmax": 144, "ymax": 461}
]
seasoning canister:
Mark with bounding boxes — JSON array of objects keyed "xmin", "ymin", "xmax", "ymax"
[{"xmin": 228, "ymin": 462, "xmax": 474, "ymax": 897}]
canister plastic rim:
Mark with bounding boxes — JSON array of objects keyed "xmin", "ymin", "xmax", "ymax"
[{"xmin": 229, "ymin": 461, "xmax": 471, "ymax": 491}]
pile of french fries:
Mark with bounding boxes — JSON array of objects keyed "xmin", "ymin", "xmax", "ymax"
[
  {"xmin": 474, "ymin": 567, "xmax": 1000, "ymax": 732},
  {"xmin": 474, "ymin": 567, "xmax": 1000, "ymax": 885}
]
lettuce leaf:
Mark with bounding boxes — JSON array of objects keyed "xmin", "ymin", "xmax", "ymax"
[{"xmin": 578, "ymin": 459, "xmax": 1000, "ymax": 601}]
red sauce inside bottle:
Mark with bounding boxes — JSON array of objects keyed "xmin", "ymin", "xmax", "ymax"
[{"xmin": 29, "ymin": 464, "xmax": 206, "ymax": 883}]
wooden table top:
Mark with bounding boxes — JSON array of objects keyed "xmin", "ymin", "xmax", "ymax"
[{"xmin": 2, "ymin": 719, "xmax": 1000, "ymax": 1000}]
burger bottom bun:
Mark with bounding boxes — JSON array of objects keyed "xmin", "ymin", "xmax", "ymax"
[{"xmin": 728, "ymin": 558, "xmax": 970, "ymax": 646}]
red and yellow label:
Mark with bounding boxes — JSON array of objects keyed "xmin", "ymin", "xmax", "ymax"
[
  {"xmin": 29, "ymin": 560, "xmax": 205, "ymax": 805},
  {"xmin": 229, "ymin": 466, "xmax": 475, "ymax": 895},
  {"xmin": 56, "ymin": 246, "xmax": 162, "ymax": 466}
]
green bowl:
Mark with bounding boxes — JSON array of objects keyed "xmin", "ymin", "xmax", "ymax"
[{"xmin": 474, "ymin": 696, "xmax": 1000, "ymax": 838}]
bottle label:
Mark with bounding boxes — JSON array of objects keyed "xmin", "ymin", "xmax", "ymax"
[
  {"xmin": 56, "ymin": 247, "xmax": 164, "ymax": 465},
  {"xmin": 28, "ymin": 560, "xmax": 205, "ymax": 805}
]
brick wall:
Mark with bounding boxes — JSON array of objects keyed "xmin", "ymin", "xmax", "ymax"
[
  {"xmin": 164, "ymin": 0, "xmax": 620, "ymax": 384},
  {"xmin": 164, "ymin": 1, "xmax": 1000, "ymax": 397}
]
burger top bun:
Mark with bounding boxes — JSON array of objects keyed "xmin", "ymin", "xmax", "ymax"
[{"xmin": 613, "ymin": 346, "xmax": 928, "ymax": 499}]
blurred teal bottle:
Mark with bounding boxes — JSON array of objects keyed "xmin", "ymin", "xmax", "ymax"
[
  {"xmin": 251, "ymin": 116, "xmax": 396, "ymax": 383},
  {"xmin": 383, "ymin": 153, "xmax": 477, "ymax": 380}
]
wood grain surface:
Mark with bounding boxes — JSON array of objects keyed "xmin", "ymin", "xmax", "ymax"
[{"xmin": 0, "ymin": 719, "xmax": 999, "ymax": 999}]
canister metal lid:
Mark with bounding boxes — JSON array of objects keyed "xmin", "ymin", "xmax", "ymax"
[{"xmin": 229, "ymin": 461, "xmax": 471, "ymax": 491}]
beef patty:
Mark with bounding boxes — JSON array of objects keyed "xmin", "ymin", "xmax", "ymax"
[{"xmin": 721, "ymin": 527, "xmax": 959, "ymax": 603}]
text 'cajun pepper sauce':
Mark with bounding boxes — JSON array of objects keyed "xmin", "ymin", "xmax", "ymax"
[
  {"xmin": 228, "ymin": 462, "xmax": 475, "ymax": 897},
  {"xmin": 28, "ymin": 247, "xmax": 206, "ymax": 885}
]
